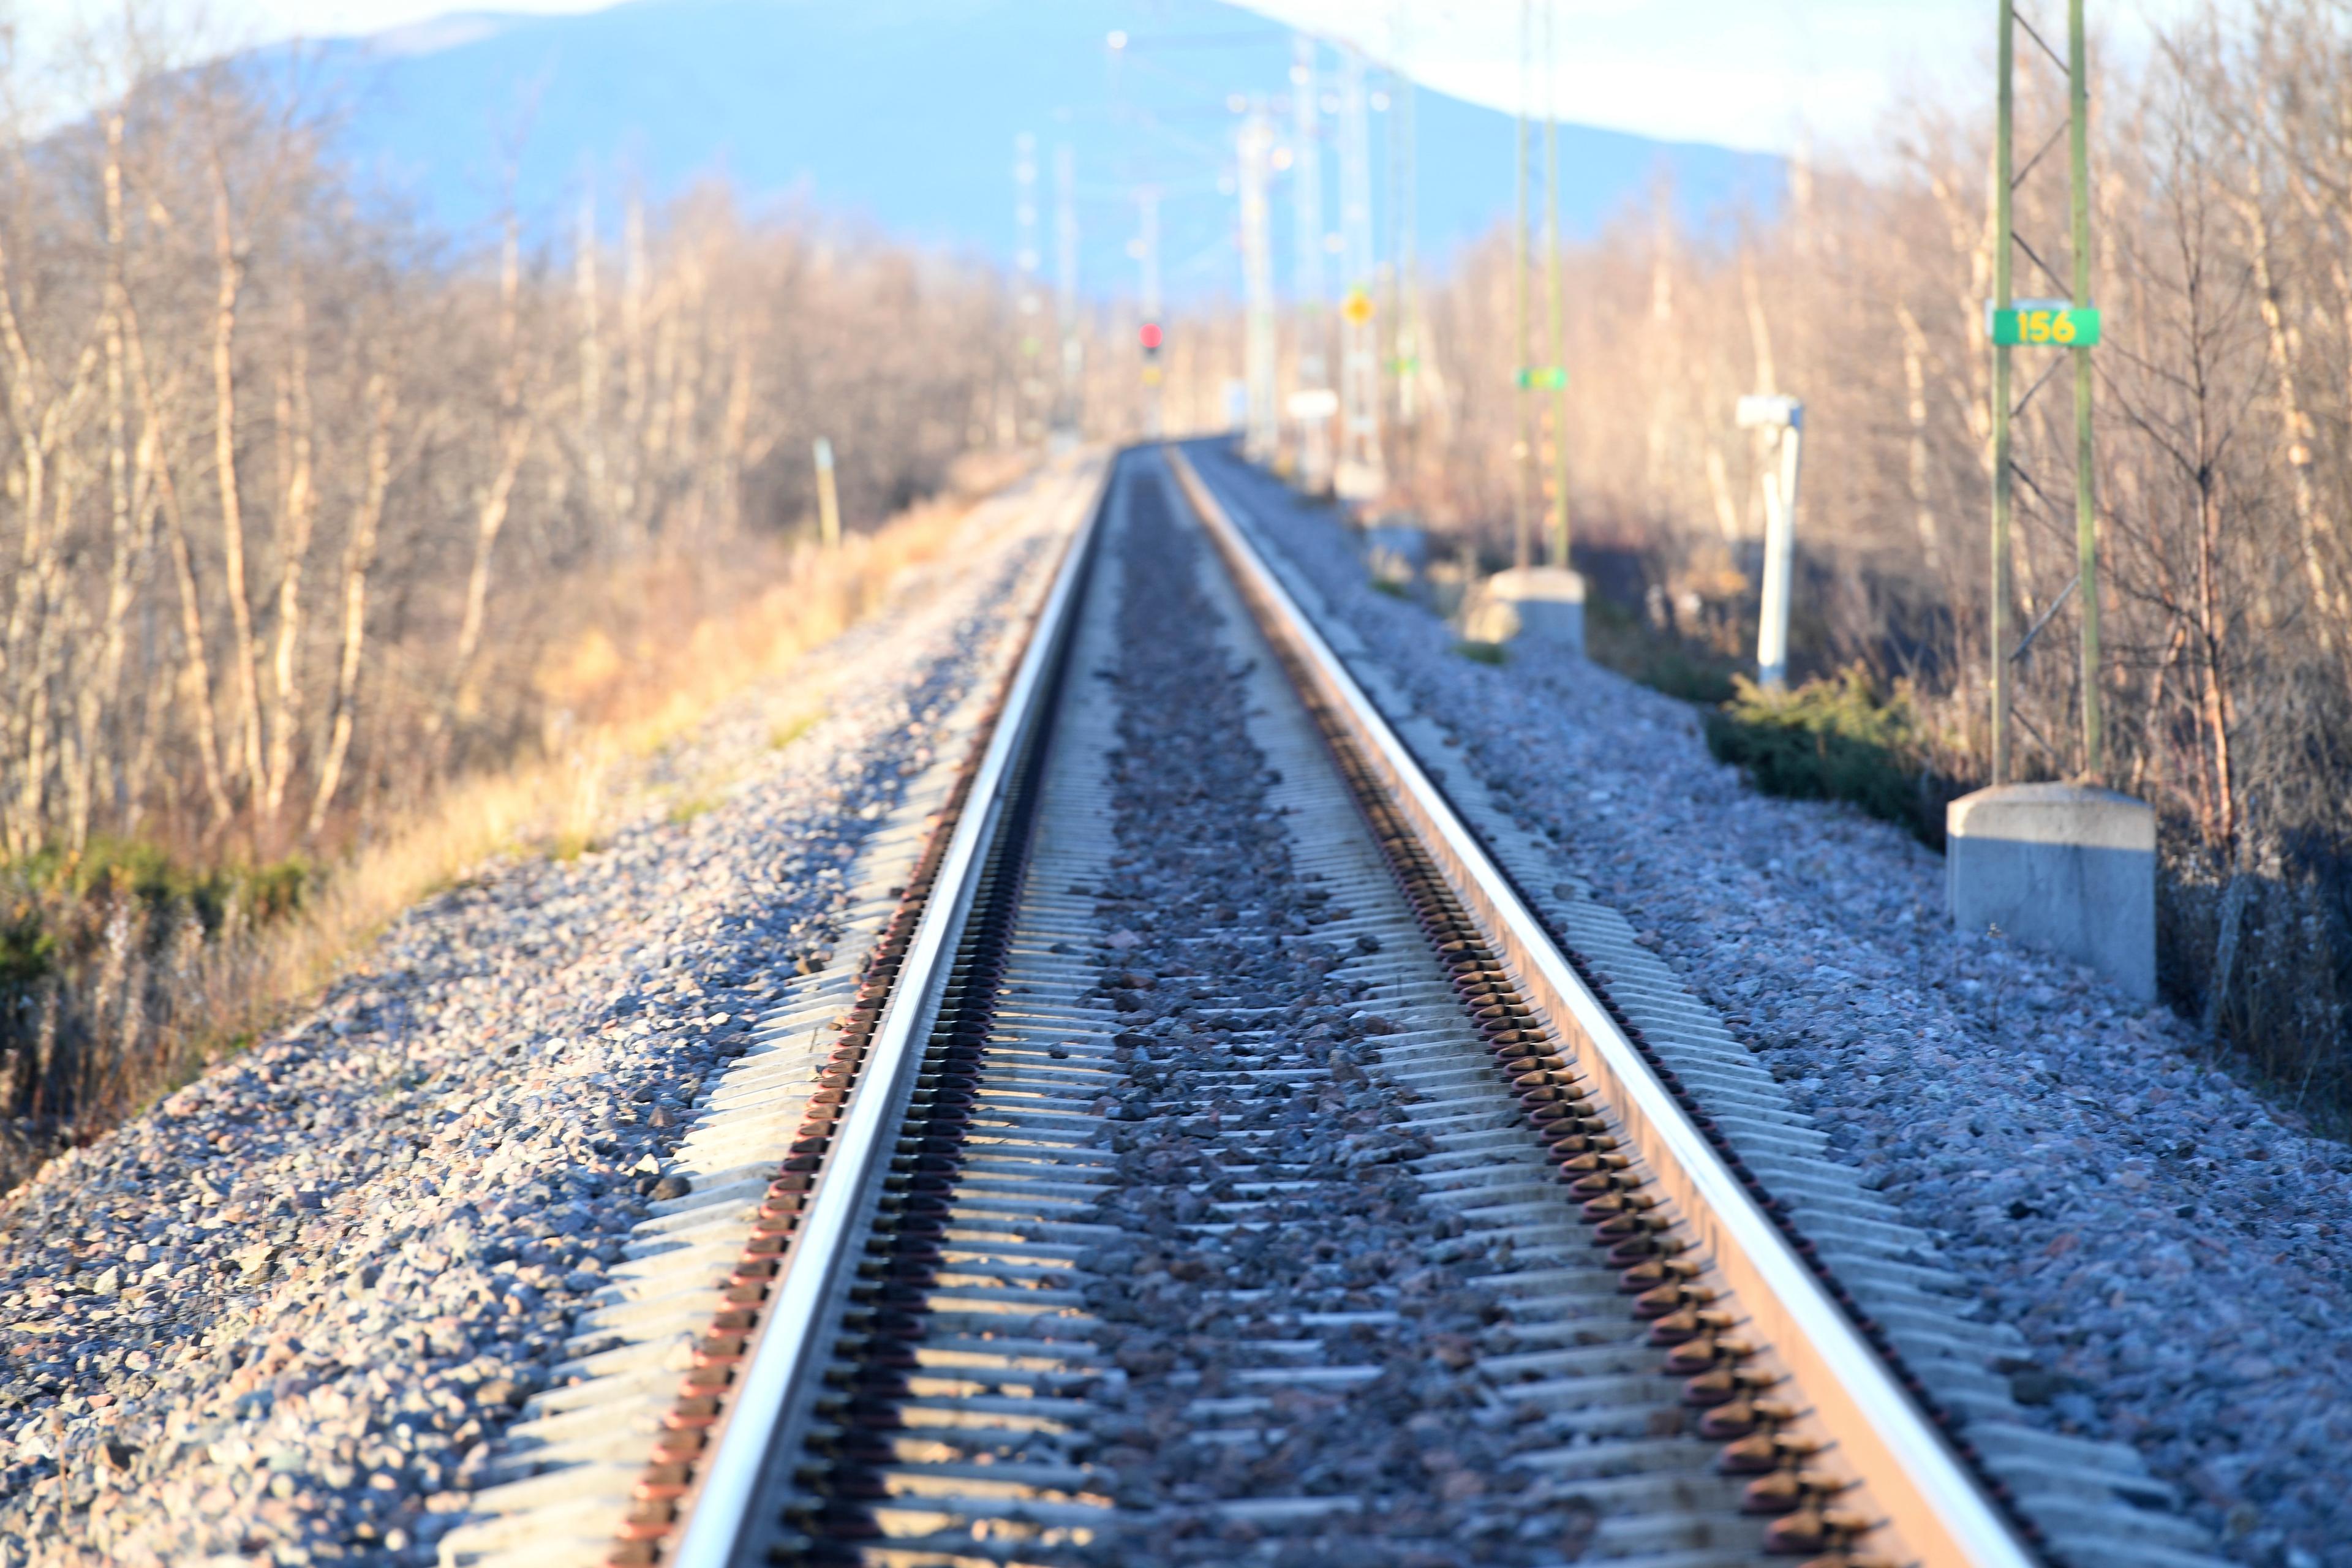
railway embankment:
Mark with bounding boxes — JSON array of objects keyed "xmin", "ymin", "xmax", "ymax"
[
  {"xmin": 1193, "ymin": 440, "xmax": 2352, "ymax": 1567},
  {"xmin": 0, "ymin": 469, "xmax": 1088, "ymax": 1567}
]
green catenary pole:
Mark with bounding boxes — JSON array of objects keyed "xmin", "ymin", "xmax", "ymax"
[
  {"xmin": 2069, "ymin": 0, "xmax": 2102, "ymax": 778},
  {"xmin": 1544, "ymin": 39, "xmax": 1569, "ymax": 571},
  {"xmin": 1513, "ymin": 0, "xmax": 1533, "ymax": 572},
  {"xmin": 1991, "ymin": 0, "xmax": 2016, "ymax": 785}
]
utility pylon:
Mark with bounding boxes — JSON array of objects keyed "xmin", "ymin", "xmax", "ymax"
[
  {"xmin": 1988, "ymin": 0, "xmax": 2103, "ymax": 782},
  {"xmin": 1335, "ymin": 43, "xmax": 1384, "ymax": 500},
  {"xmin": 1238, "ymin": 104, "xmax": 1280, "ymax": 462},
  {"xmin": 1013, "ymin": 132, "xmax": 1044, "ymax": 442},
  {"xmin": 1054, "ymin": 140, "xmax": 1082, "ymax": 436},
  {"xmin": 1291, "ymin": 34, "xmax": 1332, "ymax": 492}
]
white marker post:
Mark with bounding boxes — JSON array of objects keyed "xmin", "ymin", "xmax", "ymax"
[
  {"xmin": 813, "ymin": 436, "xmax": 843, "ymax": 551},
  {"xmin": 1736, "ymin": 394, "xmax": 1804, "ymax": 688}
]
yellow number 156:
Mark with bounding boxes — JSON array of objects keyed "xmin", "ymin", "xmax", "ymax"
[{"xmin": 2022, "ymin": 309, "xmax": 2078, "ymax": 344}]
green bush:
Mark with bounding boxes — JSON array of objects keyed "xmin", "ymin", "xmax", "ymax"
[
  {"xmin": 0, "ymin": 899, "xmax": 55, "ymax": 989},
  {"xmin": 0, "ymin": 839, "xmax": 315, "ymax": 1008},
  {"xmin": 1583, "ymin": 594, "xmax": 1740, "ymax": 706},
  {"xmin": 1705, "ymin": 668, "xmax": 1949, "ymax": 846},
  {"xmin": 12, "ymin": 837, "xmax": 312, "ymax": 932}
]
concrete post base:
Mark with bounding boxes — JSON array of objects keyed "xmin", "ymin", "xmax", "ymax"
[
  {"xmin": 1946, "ymin": 783, "xmax": 2156, "ymax": 1001},
  {"xmin": 1462, "ymin": 567, "xmax": 1586, "ymax": 655}
]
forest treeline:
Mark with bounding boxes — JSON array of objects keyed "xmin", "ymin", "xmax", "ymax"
[
  {"xmin": 1384, "ymin": 0, "xmax": 2351, "ymax": 1107},
  {"xmin": 0, "ymin": 35, "xmax": 1031, "ymax": 1182}
]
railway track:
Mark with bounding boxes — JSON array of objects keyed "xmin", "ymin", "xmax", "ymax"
[{"xmin": 445, "ymin": 444, "xmax": 2226, "ymax": 1568}]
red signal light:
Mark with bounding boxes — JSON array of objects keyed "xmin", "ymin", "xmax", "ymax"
[{"xmin": 1140, "ymin": 321, "xmax": 1163, "ymax": 352}]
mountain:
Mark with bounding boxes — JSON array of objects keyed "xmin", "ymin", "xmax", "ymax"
[{"xmin": 285, "ymin": 0, "xmax": 1783, "ymax": 295}]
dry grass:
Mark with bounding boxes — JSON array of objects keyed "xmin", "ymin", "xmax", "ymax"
[
  {"xmin": 251, "ymin": 494, "xmax": 985, "ymax": 1020},
  {"xmin": 0, "ymin": 485, "xmax": 1009, "ymax": 1193}
]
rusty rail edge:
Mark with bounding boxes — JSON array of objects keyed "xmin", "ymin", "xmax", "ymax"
[
  {"xmin": 631, "ymin": 457, "xmax": 1110, "ymax": 1568},
  {"xmin": 1168, "ymin": 442, "xmax": 2038, "ymax": 1568}
]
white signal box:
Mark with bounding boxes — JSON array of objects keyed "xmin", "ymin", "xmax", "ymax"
[
  {"xmin": 1735, "ymin": 394, "xmax": 1806, "ymax": 688},
  {"xmin": 1736, "ymin": 394, "xmax": 1803, "ymax": 431}
]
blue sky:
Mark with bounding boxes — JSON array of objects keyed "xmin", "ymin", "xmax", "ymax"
[{"xmin": 18, "ymin": 0, "xmax": 2206, "ymax": 154}]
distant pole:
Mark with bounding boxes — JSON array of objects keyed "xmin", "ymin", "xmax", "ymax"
[
  {"xmin": 1393, "ymin": 64, "xmax": 1420, "ymax": 432},
  {"xmin": 2068, "ymin": 0, "xmax": 2101, "ymax": 778},
  {"xmin": 1513, "ymin": 0, "xmax": 1532, "ymax": 570},
  {"xmin": 1014, "ymin": 132, "xmax": 1044, "ymax": 443},
  {"xmin": 1336, "ymin": 43, "xmax": 1384, "ymax": 496},
  {"xmin": 1989, "ymin": 1, "xmax": 2016, "ymax": 784},
  {"xmin": 1137, "ymin": 186, "xmax": 1163, "ymax": 439},
  {"xmin": 813, "ymin": 437, "xmax": 842, "ymax": 550},
  {"xmin": 1761, "ymin": 418, "xmax": 1804, "ymax": 687},
  {"xmin": 1054, "ymin": 140, "xmax": 1082, "ymax": 435},
  {"xmin": 1542, "ymin": 0, "xmax": 1569, "ymax": 570},
  {"xmin": 1239, "ymin": 105, "xmax": 1280, "ymax": 462},
  {"xmin": 1291, "ymin": 33, "xmax": 1331, "ymax": 491}
]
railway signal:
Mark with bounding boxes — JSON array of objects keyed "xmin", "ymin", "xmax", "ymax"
[
  {"xmin": 1134, "ymin": 186, "xmax": 1163, "ymax": 434},
  {"xmin": 1139, "ymin": 320, "xmax": 1163, "ymax": 388}
]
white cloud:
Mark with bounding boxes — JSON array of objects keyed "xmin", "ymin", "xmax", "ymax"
[{"xmin": 1231, "ymin": 0, "xmax": 2208, "ymax": 154}]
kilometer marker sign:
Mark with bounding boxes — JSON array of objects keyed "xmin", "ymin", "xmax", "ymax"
[
  {"xmin": 1515, "ymin": 366, "xmax": 1567, "ymax": 390},
  {"xmin": 1987, "ymin": 299, "xmax": 2102, "ymax": 347}
]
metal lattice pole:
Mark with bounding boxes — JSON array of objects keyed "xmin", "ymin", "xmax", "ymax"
[
  {"xmin": 2068, "ymin": 0, "xmax": 2102, "ymax": 778},
  {"xmin": 1989, "ymin": 2, "xmax": 2015, "ymax": 785}
]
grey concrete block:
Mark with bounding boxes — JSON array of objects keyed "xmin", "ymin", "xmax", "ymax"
[
  {"xmin": 1463, "ymin": 567, "xmax": 1586, "ymax": 655},
  {"xmin": 1946, "ymin": 783, "xmax": 2156, "ymax": 1001}
]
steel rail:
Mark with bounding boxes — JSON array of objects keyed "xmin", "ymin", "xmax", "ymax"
[
  {"xmin": 1168, "ymin": 443, "xmax": 2040, "ymax": 1568},
  {"xmin": 665, "ymin": 462, "xmax": 1109, "ymax": 1568}
]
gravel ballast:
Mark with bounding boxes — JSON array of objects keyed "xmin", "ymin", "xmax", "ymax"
[
  {"xmin": 1191, "ymin": 440, "xmax": 2352, "ymax": 1568},
  {"xmin": 0, "ymin": 473, "xmax": 1083, "ymax": 1567},
  {"xmin": 1077, "ymin": 476, "xmax": 1538, "ymax": 1565}
]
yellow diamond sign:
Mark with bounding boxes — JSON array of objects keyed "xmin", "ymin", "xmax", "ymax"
[{"xmin": 1341, "ymin": 288, "xmax": 1374, "ymax": 326}]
